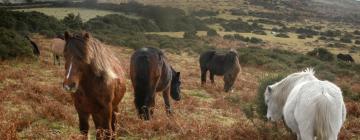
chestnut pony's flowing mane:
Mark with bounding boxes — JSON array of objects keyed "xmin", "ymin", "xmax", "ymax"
[{"xmin": 65, "ymin": 33, "xmax": 120, "ymax": 81}]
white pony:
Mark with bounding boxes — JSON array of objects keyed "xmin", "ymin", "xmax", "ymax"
[{"xmin": 265, "ymin": 68, "xmax": 346, "ymax": 140}]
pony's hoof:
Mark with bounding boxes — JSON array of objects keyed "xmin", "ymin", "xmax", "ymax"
[{"xmin": 166, "ymin": 109, "xmax": 173, "ymax": 116}]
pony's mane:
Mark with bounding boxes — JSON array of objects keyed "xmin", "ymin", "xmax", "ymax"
[
  {"xmin": 271, "ymin": 67, "xmax": 317, "ymax": 108},
  {"xmin": 66, "ymin": 34, "xmax": 120, "ymax": 81},
  {"xmin": 302, "ymin": 67, "xmax": 315, "ymax": 75}
]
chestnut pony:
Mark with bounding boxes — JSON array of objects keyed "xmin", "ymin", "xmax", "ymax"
[
  {"xmin": 130, "ymin": 47, "xmax": 181, "ymax": 120},
  {"xmin": 62, "ymin": 32, "xmax": 126, "ymax": 139}
]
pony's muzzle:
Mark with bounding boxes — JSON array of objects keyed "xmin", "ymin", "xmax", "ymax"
[{"xmin": 63, "ymin": 82, "xmax": 77, "ymax": 93}]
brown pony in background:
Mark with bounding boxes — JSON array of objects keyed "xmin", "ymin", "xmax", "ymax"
[
  {"xmin": 62, "ymin": 31, "xmax": 126, "ymax": 139},
  {"xmin": 50, "ymin": 36, "xmax": 65, "ymax": 65},
  {"xmin": 130, "ymin": 47, "xmax": 181, "ymax": 120}
]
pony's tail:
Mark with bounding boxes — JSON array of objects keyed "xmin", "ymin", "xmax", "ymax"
[
  {"xmin": 134, "ymin": 55, "xmax": 152, "ymax": 110},
  {"xmin": 315, "ymin": 92, "xmax": 332, "ymax": 140}
]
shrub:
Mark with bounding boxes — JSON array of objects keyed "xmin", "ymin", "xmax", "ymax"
[
  {"xmin": 249, "ymin": 37, "xmax": 263, "ymax": 44},
  {"xmin": 191, "ymin": 10, "xmax": 218, "ymax": 17},
  {"xmin": 256, "ymin": 74, "xmax": 286, "ymax": 120},
  {"xmin": 295, "ymin": 27, "xmax": 318, "ymax": 36},
  {"xmin": 85, "ymin": 14, "xmax": 160, "ymax": 34},
  {"xmin": 223, "ymin": 34, "xmax": 262, "ymax": 44},
  {"xmin": 252, "ymin": 30, "xmax": 267, "ymax": 35},
  {"xmin": 222, "ymin": 19, "xmax": 263, "ymax": 32},
  {"xmin": 275, "ymin": 33, "xmax": 290, "ymax": 38},
  {"xmin": 340, "ymin": 37, "xmax": 352, "ymax": 43},
  {"xmin": 355, "ymin": 40, "xmax": 360, "ymax": 44},
  {"xmin": 0, "ymin": 27, "xmax": 33, "ymax": 60},
  {"xmin": 223, "ymin": 34, "xmax": 235, "ymax": 40},
  {"xmin": 327, "ymin": 43, "xmax": 346, "ymax": 48},
  {"xmin": 78, "ymin": 2, "xmax": 209, "ymax": 31},
  {"xmin": 341, "ymin": 85, "xmax": 360, "ymax": 101},
  {"xmin": 62, "ymin": 13, "xmax": 83, "ymax": 30},
  {"xmin": 249, "ymin": 19, "xmax": 284, "ymax": 26},
  {"xmin": 207, "ymin": 29, "xmax": 219, "ymax": 37},
  {"xmin": 354, "ymin": 30, "xmax": 360, "ymax": 35},
  {"xmin": 307, "ymin": 48, "xmax": 334, "ymax": 61},
  {"xmin": 233, "ymin": 34, "xmax": 248, "ymax": 41},
  {"xmin": 320, "ymin": 30, "xmax": 341, "ymax": 37},
  {"xmin": 298, "ymin": 34, "xmax": 306, "ymax": 39},
  {"xmin": 183, "ymin": 30, "xmax": 198, "ymax": 39},
  {"xmin": 271, "ymin": 26, "xmax": 290, "ymax": 33},
  {"xmin": 318, "ymin": 36, "xmax": 326, "ymax": 40},
  {"xmin": 237, "ymin": 47, "xmax": 360, "ymax": 80},
  {"xmin": 317, "ymin": 71, "xmax": 336, "ymax": 81},
  {"xmin": 0, "ymin": 10, "xmax": 65, "ymax": 37}
]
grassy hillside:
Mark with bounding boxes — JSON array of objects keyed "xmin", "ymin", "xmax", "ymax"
[
  {"xmin": 14, "ymin": 8, "xmax": 138, "ymax": 21},
  {"xmin": 1, "ymin": 1, "xmax": 360, "ymax": 139},
  {"xmin": 0, "ymin": 34, "xmax": 359, "ymax": 139}
]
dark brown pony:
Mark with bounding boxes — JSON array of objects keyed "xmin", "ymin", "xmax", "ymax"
[
  {"xmin": 199, "ymin": 49, "xmax": 241, "ymax": 92},
  {"xmin": 130, "ymin": 47, "xmax": 181, "ymax": 120},
  {"xmin": 62, "ymin": 31, "xmax": 126, "ymax": 139}
]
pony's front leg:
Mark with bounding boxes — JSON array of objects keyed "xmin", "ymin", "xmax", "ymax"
[
  {"xmin": 78, "ymin": 111, "xmax": 90, "ymax": 138},
  {"xmin": 93, "ymin": 107, "xmax": 113, "ymax": 140},
  {"xmin": 201, "ymin": 69, "xmax": 207, "ymax": 85},
  {"xmin": 111, "ymin": 111, "xmax": 117, "ymax": 136},
  {"xmin": 210, "ymin": 72, "xmax": 215, "ymax": 84},
  {"xmin": 56, "ymin": 55, "xmax": 61, "ymax": 65},
  {"xmin": 53, "ymin": 53, "xmax": 56, "ymax": 65},
  {"xmin": 162, "ymin": 87, "xmax": 172, "ymax": 115}
]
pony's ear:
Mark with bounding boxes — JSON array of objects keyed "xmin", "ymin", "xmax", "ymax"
[
  {"xmin": 64, "ymin": 31, "xmax": 71, "ymax": 41},
  {"xmin": 267, "ymin": 86, "xmax": 272, "ymax": 93},
  {"xmin": 83, "ymin": 32, "xmax": 90, "ymax": 41}
]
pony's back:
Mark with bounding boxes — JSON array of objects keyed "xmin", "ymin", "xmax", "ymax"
[
  {"xmin": 50, "ymin": 38, "xmax": 65, "ymax": 56},
  {"xmin": 290, "ymin": 80, "xmax": 345, "ymax": 140}
]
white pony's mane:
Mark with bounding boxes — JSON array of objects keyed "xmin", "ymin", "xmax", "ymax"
[
  {"xmin": 271, "ymin": 67, "xmax": 317, "ymax": 110},
  {"xmin": 302, "ymin": 67, "xmax": 315, "ymax": 75}
]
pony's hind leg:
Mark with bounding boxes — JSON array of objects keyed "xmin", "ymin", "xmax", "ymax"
[
  {"xmin": 141, "ymin": 96, "xmax": 155, "ymax": 120},
  {"xmin": 162, "ymin": 87, "xmax": 172, "ymax": 115}
]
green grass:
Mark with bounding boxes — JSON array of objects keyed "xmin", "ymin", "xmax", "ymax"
[
  {"xmin": 14, "ymin": 8, "xmax": 139, "ymax": 21},
  {"xmin": 188, "ymin": 89, "xmax": 212, "ymax": 99}
]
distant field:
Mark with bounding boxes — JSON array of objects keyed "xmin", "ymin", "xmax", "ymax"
[
  {"xmin": 146, "ymin": 31, "xmax": 360, "ymax": 62},
  {"xmin": 14, "ymin": 8, "xmax": 138, "ymax": 21}
]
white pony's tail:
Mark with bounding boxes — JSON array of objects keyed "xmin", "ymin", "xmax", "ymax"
[{"xmin": 315, "ymin": 92, "xmax": 332, "ymax": 140}]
